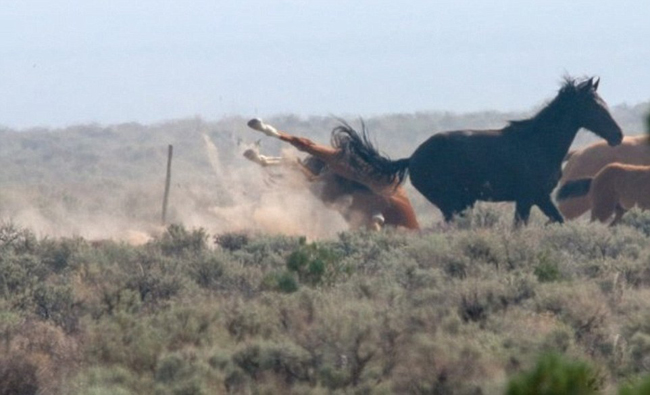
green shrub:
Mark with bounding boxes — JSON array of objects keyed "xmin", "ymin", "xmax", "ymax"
[
  {"xmin": 232, "ymin": 341, "xmax": 313, "ymax": 384},
  {"xmin": 38, "ymin": 237, "xmax": 85, "ymax": 272},
  {"xmin": 628, "ymin": 332, "xmax": 650, "ymax": 375},
  {"xmin": 619, "ymin": 209, "xmax": 650, "ymax": 237},
  {"xmin": 286, "ymin": 241, "xmax": 347, "ymax": 286},
  {"xmin": 535, "ymin": 284, "xmax": 610, "ymax": 358},
  {"xmin": 214, "ymin": 231, "xmax": 250, "ymax": 251},
  {"xmin": 452, "ymin": 203, "xmax": 504, "ymax": 229},
  {"xmin": 541, "ymin": 223, "xmax": 644, "ymax": 262},
  {"xmin": 391, "ymin": 335, "xmax": 486, "ymax": 395},
  {"xmin": 154, "ymin": 304, "xmax": 218, "ymax": 349},
  {"xmin": 125, "ymin": 253, "xmax": 187, "ymax": 304},
  {"xmin": 224, "ymin": 302, "xmax": 277, "ymax": 342},
  {"xmin": 0, "ymin": 223, "xmax": 37, "ymax": 254},
  {"xmin": 0, "ymin": 253, "xmax": 46, "ymax": 299},
  {"xmin": 457, "ymin": 231, "xmax": 505, "ymax": 267},
  {"xmin": 456, "ymin": 276, "xmax": 536, "ymax": 325},
  {"xmin": 620, "ymin": 374, "xmax": 650, "ymax": 395},
  {"xmin": 506, "ymin": 353, "xmax": 602, "ymax": 395},
  {"xmin": 188, "ymin": 252, "xmax": 225, "ymax": 289},
  {"xmin": 67, "ymin": 366, "xmax": 143, "ymax": 395},
  {"xmin": 33, "ymin": 282, "xmax": 78, "ymax": 332},
  {"xmin": 279, "ymin": 272, "xmax": 300, "ymax": 293},
  {"xmin": 84, "ymin": 313, "xmax": 165, "ymax": 374},
  {"xmin": 232, "ymin": 234, "xmax": 303, "ymax": 268},
  {"xmin": 154, "ymin": 224, "xmax": 208, "ymax": 256},
  {"xmin": 534, "ymin": 254, "xmax": 562, "ymax": 283},
  {"xmin": 154, "ymin": 351, "xmax": 209, "ymax": 395}
]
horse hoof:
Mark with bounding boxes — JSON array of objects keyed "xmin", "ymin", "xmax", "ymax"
[
  {"xmin": 243, "ymin": 148, "xmax": 260, "ymax": 161},
  {"xmin": 247, "ymin": 118, "xmax": 280, "ymax": 138},
  {"xmin": 247, "ymin": 118, "xmax": 264, "ymax": 130},
  {"xmin": 372, "ymin": 213, "xmax": 385, "ymax": 226}
]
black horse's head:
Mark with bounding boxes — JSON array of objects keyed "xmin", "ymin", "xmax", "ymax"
[{"xmin": 563, "ymin": 77, "xmax": 623, "ymax": 146}]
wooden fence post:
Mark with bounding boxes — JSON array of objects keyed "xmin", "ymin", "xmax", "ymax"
[{"xmin": 162, "ymin": 144, "xmax": 173, "ymax": 226}]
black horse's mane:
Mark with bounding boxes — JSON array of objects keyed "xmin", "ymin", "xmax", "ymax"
[
  {"xmin": 507, "ymin": 76, "xmax": 597, "ymax": 131},
  {"xmin": 330, "ymin": 119, "xmax": 409, "ymax": 187}
]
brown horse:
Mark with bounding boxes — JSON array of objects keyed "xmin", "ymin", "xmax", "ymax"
[
  {"xmin": 245, "ymin": 119, "xmax": 420, "ymax": 231},
  {"xmin": 340, "ymin": 77, "xmax": 623, "ymax": 225},
  {"xmin": 557, "ymin": 135, "xmax": 650, "ymax": 219},
  {"xmin": 556, "ymin": 163, "xmax": 650, "ymax": 225}
]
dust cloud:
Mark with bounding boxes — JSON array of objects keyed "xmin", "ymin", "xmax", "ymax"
[
  {"xmin": 194, "ymin": 132, "xmax": 349, "ymax": 239},
  {"xmin": 0, "ymin": 128, "xmax": 349, "ymax": 244}
]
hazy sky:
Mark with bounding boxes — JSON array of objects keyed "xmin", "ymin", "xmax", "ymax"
[{"xmin": 1, "ymin": 0, "xmax": 648, "ymax": 128}]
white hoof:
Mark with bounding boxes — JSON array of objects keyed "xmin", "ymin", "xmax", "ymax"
[
  {"xmin": 370, "ymin": 213, "xmax": 385, "ymax": 231},
  {"xmin": 372, "ymin": 213, "xmax": 385, "ymax": 226},
  {"xmin": 247, "ymin": 118, "xmax": 281, "ymax": 138}
]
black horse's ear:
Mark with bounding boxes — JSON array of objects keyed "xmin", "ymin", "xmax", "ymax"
[
  {"xmin": 593, "ymin": 77, "xmax": 600, "ymax": 90},
  {"xmin": 578, "ymin": 77, "xmax": 594, "ymax": 92}
]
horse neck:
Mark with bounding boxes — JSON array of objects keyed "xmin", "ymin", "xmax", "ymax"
[{"xmin": 529, "ymin": 110, "xmax": 582, "ymax": 164}]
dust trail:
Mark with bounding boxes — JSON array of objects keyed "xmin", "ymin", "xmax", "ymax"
[
  {"xmin": 0, "ymin": 184, "xmax": 163, "ymax": 244},
  {"xmin": 202, "ymin": 131, "xmax": 228, "ymax": 190},
  {"xmin": 198, "ymin": 132, "xmax": 348, "ymax": 239}
]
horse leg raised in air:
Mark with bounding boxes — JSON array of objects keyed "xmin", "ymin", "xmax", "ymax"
[
  {"xmin": 557, "ymin": 135, "xmax": 650, "ymax": 220},
  {"xmin": 242, "ymin": 130, "xmax": 419, "ymax": 231},
  {"xmin": 345, "ymin": 76, "xmax": 622, "ymax": 226},
  {"xmin": 247, "ymin": 118, "xmax": 407, "ymax": 196},
  {"xmin": 556, "ymin": 163, "xmax": 650, "ymax": 226}
]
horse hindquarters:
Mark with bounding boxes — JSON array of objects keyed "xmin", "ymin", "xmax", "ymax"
[{"xmin": 408, "ymin": 138, "xmax": 478, "ymax": 221}]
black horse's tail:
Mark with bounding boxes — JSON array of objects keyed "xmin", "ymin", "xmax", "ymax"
[
  {"xmin": 331, "ymin": 120, "xmax": 410, "ymax": 186},
  {"xmin": 556, "ymin": 178, "xmax": 593, "ymax": 201}
]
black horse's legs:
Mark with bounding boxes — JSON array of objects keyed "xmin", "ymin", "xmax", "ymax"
[
  {"xmin": 514, "ymin": 200, "xmax": 533, "ymax": 227},
  {"xmin": 536, "ymin": 196, "xmax": 565, "ymax": 224},
  {"xmin": 437, "ymin": 196, "xmax": 474, "ymax": 223},
  {"xmin": 441, "ymin": 209, "xmax": 455, "ymax": 223}
]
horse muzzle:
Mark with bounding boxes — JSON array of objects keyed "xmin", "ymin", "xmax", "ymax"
[{"xmin": 607, "ymin": 132, "xmax": 623, "ymax": 147}]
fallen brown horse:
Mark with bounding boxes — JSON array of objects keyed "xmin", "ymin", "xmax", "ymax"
[
  {"xmin": 558, "ymin": 135, "xmax": 650, "ymax": 219},
  {"xmin": 556, "ymin": 163, "xmax": 650, "ymax": 225},
  {"xmin": 245, "ymin": 119, "xmax": 420, "ymax": 231}
]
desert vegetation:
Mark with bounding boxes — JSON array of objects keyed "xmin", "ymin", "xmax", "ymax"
[
  {"xmin": 0, "ymin": 104, "xmax": 649, "ymax": 394},
  {"xmin": 1, "ymin": 209, "xmax": 650, "ymax": 394}
]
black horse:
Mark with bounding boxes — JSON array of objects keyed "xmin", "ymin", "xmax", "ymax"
[{"xmin": 337, "ymin": 77, "xmax": 624, "ymax": 225}]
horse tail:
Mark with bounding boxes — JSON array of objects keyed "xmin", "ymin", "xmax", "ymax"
[
  {"xmin": 388, "ymin": 158, "xmax": 411, "ymax": 185},
  {"xmin": 331, "ymin": 120, "xmax": 410, "ymax": 186},
  {"xmin": 556, "ymin": 178, "xmax": 592, "ymax": 201}
]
